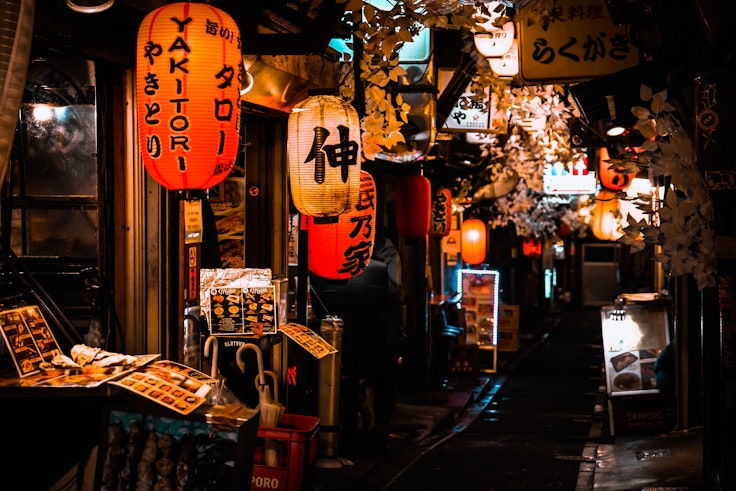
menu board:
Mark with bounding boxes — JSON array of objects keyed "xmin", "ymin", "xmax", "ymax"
[
  {"xmin": 0, "ymin": 306, "xmax": 62, "ymax": 377},
  {"xmin": 208, "ymin": 285, "xmax": 277, "ymax": 336},
  {"xmin": 601, "ymin": 303, "xmax": 670, "ymax": 396},
  {"xmin": 457, "ymin": 269, "xmax": 500, "ymax": 346},
  {"xmin": 278, "ymin": 322, "xmax": 337, "ymax": 360}
]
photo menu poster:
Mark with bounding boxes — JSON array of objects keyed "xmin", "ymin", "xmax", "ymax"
[
  {"xmin": 459, "ymin": 269, "xmax": 500, "ymax": 346},
  {"xmin": 208, "ymin": 285, "xmax": 277, "ymax": 336},
  {"xmin": 601, "ymin": 303, "xmax": 670, "ymax": 396},
  {"xmin": 0, "ymin": 306, "xmax": 62, "ymax": 377}
]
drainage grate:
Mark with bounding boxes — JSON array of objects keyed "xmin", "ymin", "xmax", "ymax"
[{"xmin": 636, "ymin": 448, "xmax": 672, "ymax": 460}]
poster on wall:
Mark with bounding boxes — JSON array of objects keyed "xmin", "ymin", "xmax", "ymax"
[{"xmin": 208, "ymin": 161, "xmax": 245, "ymax": 268}]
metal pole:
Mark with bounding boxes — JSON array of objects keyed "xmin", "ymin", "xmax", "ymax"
[{"xmin": 317, "ymin": 316, "xmax": 344, "ymax": 463}]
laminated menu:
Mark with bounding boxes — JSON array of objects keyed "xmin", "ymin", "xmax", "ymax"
[
  {"xmin": 0, "ymin": 306, "xmax": 63, "ymax": 377},
  {"xmin": 110, "ymin": 360, "xmax": 217, "ymax": 415},
  {"xmin": 208, "ymin": 285, "xmax": 277, "ymax": 336}
]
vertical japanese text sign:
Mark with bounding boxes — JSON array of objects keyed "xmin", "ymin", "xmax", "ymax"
[
  {"xmin": 518, "ymin": 0, "xmax": 639, "ymax": 83},
  {"xmin": 137, "ymin": 3, "xmax": 243, "ymax": 190}
]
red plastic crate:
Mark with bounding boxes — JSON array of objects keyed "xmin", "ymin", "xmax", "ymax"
[{"xmin": 251, "ymin": 414, "xmax": 320, "ymax": 491}]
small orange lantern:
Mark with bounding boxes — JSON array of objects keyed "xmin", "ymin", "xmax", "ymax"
[
  {"xmin": 461, "ymin": 217, "xmax": 487, "ymax": 265},
  {"xmin": 522, "ymin": 237, "xmax": 543, "ymax": 257},
  {"xmin": 136, "ymin": 2, "xmax": 242, "ymax": 190},
  {"xmin": 429, "ymin": 187, "xmax": 452, "ymax": 238},
  {"xmin": 396, "ymin": 175, "xmax": 431, "ymax": 240},
  {"xmin": 591, "ymin": 190, "xmax": 623, "ymax": 241},
  {"xmin": 598, "ymin": 146, "xmax": 633, "ymax": 191},
  {"xmin": 308, "ymin": 171, "xmax": 376, "ymax": 279},
  {"xmin": 288, "ymin": 94, "xmax": 361, "ymax": 217}
]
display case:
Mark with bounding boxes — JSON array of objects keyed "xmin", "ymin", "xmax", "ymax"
[{"xmin": 457, "ymin": 268, "xmax": 500, "ymax": 373}]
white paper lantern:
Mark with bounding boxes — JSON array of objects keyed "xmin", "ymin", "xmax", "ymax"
[{"xmin": 288, "ymin": 95, "xmax": 361, "ymax": 217}]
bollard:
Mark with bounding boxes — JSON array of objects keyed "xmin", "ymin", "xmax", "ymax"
[{"xmin": 317, "ymin": 316, "xmax": 344, "ymax": 459}]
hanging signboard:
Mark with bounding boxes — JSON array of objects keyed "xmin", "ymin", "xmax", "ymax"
[
  {"xmin": 518, "ymin": 0, "xmax": 640, "ymax": 83},
  {"xmin": 438, "ymin": 69, "xmax": 508, "ymax": 133}
]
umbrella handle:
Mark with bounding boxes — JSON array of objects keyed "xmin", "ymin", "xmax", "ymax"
[
  {"xmin": 236, "ymin": 343, "xmax": 265, "ymax": 386},
  {"xmin": 255, "ymin": 370, "xmax": 279, "ymax": 403},
  {"xmin": 203, "ymin": 335, "xmax": 219, "ymax": 379}
]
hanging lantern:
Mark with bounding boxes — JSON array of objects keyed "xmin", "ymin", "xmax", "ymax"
[
  {"xmin": 396, "ymin": 174, "xmax": 431, "ymax": 240},
  {"xmin": 473, "ymin": 2, "xmax": 515, "ymax": 58},
  {"xmin": 522, "ymin": 237, "xmax": 543, "ymax": 258},
  {"xmin": 308, "ymin": 171, "xmax": 376, "ymax": 279},
  {"xmin": 489, "ymin": 39, "xmax": 519, "ymax": 78},
  {"xmin": 429, "ymin": 187, "xmax": 452, "ymax": 238},
  {"xmin": 288, "ymin": 94, "xmax": 361, "ymax": 217},
  {"xmin": 136, "ymin": 2, "xmax": 242, "ymax": 190},
  {"xmin": 591, "ymin": 190, "xmax": 623, "ymax": 241},
  {"xmin": 461, "ymin": 218, "xmax": 487, "ymax": 265},
  {"xmin": 598, "ymin": 146, "xmax": 633, "ymax": 191}
]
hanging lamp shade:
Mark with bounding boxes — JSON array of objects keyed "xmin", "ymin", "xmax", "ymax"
[
  {"xmin": 461, "ymin": 218, "xmax": 487, "ymax": 265},
  {"xmin": 598, "ymin": 146, "xmax": 633, "ymax": 191},
  {"xmin": 288, "ymin": 94, "xmax": 361, "ymax": 217},
  {"xmin": 136, "ymin": 2, "xmax": 242, "ymax": 190},
  {"xmin": 591, "ymin": 190, "xmax": 623, "ymax": 241},
  {"xmin": 396, "ymin": 174, "xmax": 431, "ymax": 240},
  {"xmin": 308, "ymin": 171, "xmax": 376, "ymax": 279},
  {"xmin": 522, "ymin": 237, "xmax": 543, "ymax": 257},
  {"xmin": 429, "ymin": 187, "xmax": 452, "ymax": 238}
]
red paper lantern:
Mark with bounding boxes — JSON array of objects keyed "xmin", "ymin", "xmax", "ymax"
[
  {"xmin": 396, "ymin": 175, "xmax": 431, "ymax": 240},
  {"xmin": 522, "ymin": 237, "xmax": 543, "ymax": 257},
  {"xmin": 308, "ymin": 171, "xmax": 376, "ymax": 279},
  {"xmin": 591, "ymin": 190, "xmax": 623, "ymax": 241},
  {"xmin": 136, "ymin": 3, "xmax": 242, "ymax": 190},
  {"xmin": 461, "ymin": 218, "xmax": 486, "ymax": 265},
  {"xmin": 288, "ymin": 94, "xmax": 361, "ymax": 217},
  {"xmin": 598, "ymin": 146, "xmax": 633, "ymax": 191},
  {"xmin": 429, "ymin": 187, "xmax": 452, "ymax": 238}
]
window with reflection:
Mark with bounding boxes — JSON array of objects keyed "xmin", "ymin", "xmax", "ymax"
[{"xmin": 5, "ymin": 53, "xmax": 98, "ymax": 259}]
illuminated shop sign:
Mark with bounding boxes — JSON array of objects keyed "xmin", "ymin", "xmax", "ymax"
[{"xmin": 518, "ymin": 0, "xmax": 639, "ymax": 83}]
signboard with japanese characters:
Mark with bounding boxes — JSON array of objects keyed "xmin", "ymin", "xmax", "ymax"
[
  {"xmin": 438, "ymin": 69, "xmax": 509, "ymax": 133},
  {"xmin": 518, "ymin": 0, "xmax": 640, "ymax": 83}
]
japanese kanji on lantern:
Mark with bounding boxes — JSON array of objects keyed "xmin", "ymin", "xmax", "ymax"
[
  {"xmin": 307, "ymin": 171, "xmax": 377, "ymax": 280},
  {"xmin": 288, "ymin": 94, "xmax": 361, "ymax": 217},
  {"xmin": 396, "ymin": 174, "xmax": 431, "ymax": 240},
  {"xmin": 429, "ymin": 187, "xmax": 452, "ymax": 238},
  {"xmin": 136, "ymin": 2, "xmax": 242, "ymax": 190}
]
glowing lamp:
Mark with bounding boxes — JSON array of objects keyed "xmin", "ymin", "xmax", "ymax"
[
  {"xmin": 598, "ymin": 146, "xmax": 633, "ymax": 191},
  {"xmin": 591, "ymin": 190, "xmax": 623, "ymax": 241},
  {"xmin": 429, "ymin": 187, "xmax": 452, "ymax": 238},
  {"xmin": 461, "ymin": 218, "xmax": 487, "ymax": 265},
  {"xmin": 522, "ymin": 237, "xmax": 543, "ymax": 258},
  {"xmin": 473, "ymin": 2, "xmax": 515, "ymax": 58},
  {"xmin": 288, "ymin": 94, "xmax": 361, "ymax": 217},
  {"xmin": 396, "ymin": 175, "xmax": 431, "ymax": 240},
  {"xmin": 136, "ymin": 2, "xmax": 242, "ymax": 190},
  {"xmin": 308, "ymin": 171, "xmax": 376, "ymax": 279},
  {"xmin": 489, "ymin": 39, "xmax": 519, "ymax": 78}
]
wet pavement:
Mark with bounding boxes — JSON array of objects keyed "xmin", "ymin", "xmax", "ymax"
[{"xmin": 310, "ymin": 305, "xmax": 704, "ymax": 491}]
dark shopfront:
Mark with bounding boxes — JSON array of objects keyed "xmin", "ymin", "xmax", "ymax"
[{"xmin": 1, "ymin": 1, "xmax": 736, "ymax": 490}]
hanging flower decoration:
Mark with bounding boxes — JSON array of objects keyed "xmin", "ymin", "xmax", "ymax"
[{"xmin": 615, "ymin": 85, "xmax": 716, "ymax": 290}]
